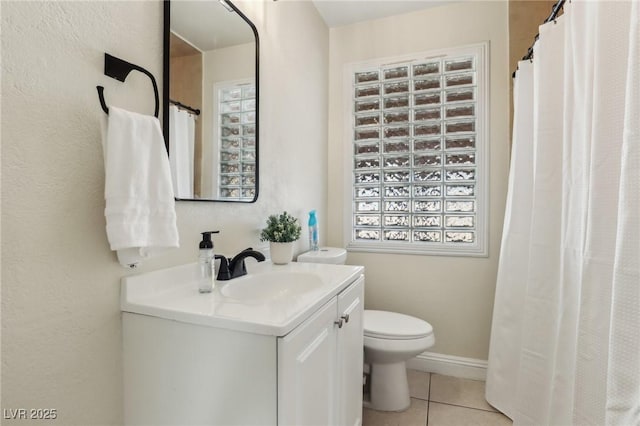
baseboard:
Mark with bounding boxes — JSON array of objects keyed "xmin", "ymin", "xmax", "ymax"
[{"xmin": 406, "ymin": 351, "xmax": 488, "ymax": 381}]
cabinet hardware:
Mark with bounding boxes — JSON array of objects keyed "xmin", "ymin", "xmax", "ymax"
[
  {"xmin": 334, "ymin": 318, "xmax": 344, "ymax": 328},
  {"xmin": 341, "ymin": 314, "xmax": 350, "ymax": 323}
]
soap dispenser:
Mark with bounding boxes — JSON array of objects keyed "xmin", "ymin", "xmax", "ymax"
[{"xmin": 198, "ymin": 231, "xmax": 219, "ymax": 293}]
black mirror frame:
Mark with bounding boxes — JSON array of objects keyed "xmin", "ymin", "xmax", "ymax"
[{"xmin": 163, "ymin": 0, "xmax": 260, "ymax": 203}]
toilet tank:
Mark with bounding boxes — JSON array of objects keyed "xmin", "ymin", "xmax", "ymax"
[{"xmin": 297, "ymin": 247, "xmax": 347, "ymax": 265}]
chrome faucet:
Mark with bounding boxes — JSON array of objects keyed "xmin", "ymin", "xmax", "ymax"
[{"xmin": 216, "ymin": 248, "xmax": 266, "ymax": 280}]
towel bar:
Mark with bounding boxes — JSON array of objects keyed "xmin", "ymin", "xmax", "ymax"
[{"xmin": 96, "ymin": 53, "xmax": 160, "ymax": 118}]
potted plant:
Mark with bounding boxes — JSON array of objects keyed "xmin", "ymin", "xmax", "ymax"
[{"xmin": 260, "ymin": 211, "xmax": 302, "ymax": 265}]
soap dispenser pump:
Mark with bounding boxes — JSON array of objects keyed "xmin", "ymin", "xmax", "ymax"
[{"xmin": 198, "ymin": 231, "xmax": 219, "ymax": 293}]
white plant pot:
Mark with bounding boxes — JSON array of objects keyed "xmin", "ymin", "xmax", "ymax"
[{"xmin": 270, "ymin": 242, "xmax": 294, "ymax": 265}]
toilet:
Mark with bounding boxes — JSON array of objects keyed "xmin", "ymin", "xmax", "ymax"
[
  {"xmin": 297, "ymin": 247, "xmax": 436, "ymax": 412},
  {"xmin": 363, "ymin": 310, "xmax": 434, "ymax": 411}
]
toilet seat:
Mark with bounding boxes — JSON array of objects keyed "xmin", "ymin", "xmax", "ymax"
[{"xmin": 364, "ymin": 310, "xmax": 433, "ymax": 340}]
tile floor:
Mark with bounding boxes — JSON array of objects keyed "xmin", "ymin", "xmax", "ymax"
[{"xmin": 363, "ymin": 370, "xmax": 513, "ymax": 426}]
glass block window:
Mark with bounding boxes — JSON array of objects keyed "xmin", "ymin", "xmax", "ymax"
[
  {"xmin": 347, "ymin": 44, "xmax": 488, "ymax": 256},
  {"xmin": 218, "ymin": 83, "xmax": 256, "ymax": 201}
]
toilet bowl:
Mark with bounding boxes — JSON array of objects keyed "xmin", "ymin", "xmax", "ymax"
[
  {"xmin": 363, "ymin": 310, "xmax": 435, "ymax": 411},
  {"xmin": 297, "ymin": 247, "xmax": 435, "ymax": 412}
]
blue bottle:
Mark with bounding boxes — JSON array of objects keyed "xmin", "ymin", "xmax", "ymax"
[{"xmin": 308, "ymin": 210, "xmax": 319, "ymax": 251}]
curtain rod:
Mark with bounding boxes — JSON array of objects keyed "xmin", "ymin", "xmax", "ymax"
[
  {"xmin": 512, "ymin": 0, "xmax": 566, "ymax": 77},
  {"xmin": 169, "ymin": 99, "xmax": 201, "ymax": 116}
]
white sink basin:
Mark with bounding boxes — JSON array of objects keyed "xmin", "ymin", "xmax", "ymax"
[
  {"xmin": 221, "ymin": 271, "xmax": 323, "ymax": 301},
  {"xmin": 121, "ymin": 261, "xmax": 364, "ymax": 336}
]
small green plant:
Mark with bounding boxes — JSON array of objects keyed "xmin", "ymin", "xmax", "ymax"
[{"xmin": 260, "ymin": 211, "xmax": 302, "ymax": 243}]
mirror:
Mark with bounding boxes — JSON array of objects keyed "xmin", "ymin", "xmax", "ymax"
[{"xmin": 163, "ymin": 0, "xmax": 259, "ymax": 202}]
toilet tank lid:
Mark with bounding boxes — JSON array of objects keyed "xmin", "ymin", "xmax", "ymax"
[
  {"xmin": 364, "ymin": 310, "xmax": 433, "ymax": 340},
  {"xmin": 296, "ymin": 247, "xmax": 347, "ymax": 264}
]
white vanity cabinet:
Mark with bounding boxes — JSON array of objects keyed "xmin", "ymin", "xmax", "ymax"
[
  {"xmin": 122, "ymin": 262, "xmax": 364, "ymax": 426},
  {"xmin": 337, "ymin": 276, "xmax": 365, "ymax": 426},
  {"xmin": 278, "ymin": 276, "xmax": 364, "ymax": 426}
]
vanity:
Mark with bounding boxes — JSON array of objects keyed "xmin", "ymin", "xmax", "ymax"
[
  {"xmin": 121, "ymin": 261, "xmax": 364, "ymax": 425},
  {"xmin": 131, "ymin": 2, "xmax": 365, "ymax": 421}
]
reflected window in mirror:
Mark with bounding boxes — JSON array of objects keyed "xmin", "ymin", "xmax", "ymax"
[
  {"xmin": 163, "ymin": 0, "xmax": 259, "ymax": 202},
  {"xmin": 216, "ymin": 81, "xmax": 256, "ymax": 200}
]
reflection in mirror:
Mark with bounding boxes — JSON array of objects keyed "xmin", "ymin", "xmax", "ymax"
[{"xmin": 164, "ymin": 0, "xmax": 259, "ymax": 202}]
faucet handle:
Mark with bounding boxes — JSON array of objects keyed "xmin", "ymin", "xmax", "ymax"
[{"xmin": 215, "ymin": 255, "xmax": 232, "ymax": 281}]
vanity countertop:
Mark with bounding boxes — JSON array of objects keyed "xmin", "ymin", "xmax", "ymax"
[{"xmin": 121, "ymin": 261, "xmax": 364, "ymax": 336}]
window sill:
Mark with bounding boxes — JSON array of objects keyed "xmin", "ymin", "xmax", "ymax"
[{"xmin": 346, "ymin": 241, "xmax": 488, "ymax": 258}]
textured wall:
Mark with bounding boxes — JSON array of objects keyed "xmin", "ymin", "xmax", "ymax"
[
  {"xmin": 327, "ymin": 1, "xmax": 510, "ymax": 360},
  {"xmin": 1, "ymin": 1, "xmax": 328, "ymax": 424}
]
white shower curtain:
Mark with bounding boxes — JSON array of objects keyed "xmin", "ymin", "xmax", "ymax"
[
  {"xmin": 169, "ymin": 105, "xmax": 195, "ymax": 198},
  {"xmin": 486, "ymin": 1, "xmax": 639, "ymax": 425}
]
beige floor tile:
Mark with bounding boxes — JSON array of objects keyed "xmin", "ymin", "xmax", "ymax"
[
  {"xmin": 428, "ymin": 402, "xmax": 512, "ymax": 426},
  {"xmin": 429, "ymin": 374, "xmax": 496, "ymax": 412},
  {"xmin": 407, "ymin": 369, "xmax": 430, "ymax": 400},
  {"xmin": 363, "ymin": 398, "xmax": 428, "ymax": 426}
]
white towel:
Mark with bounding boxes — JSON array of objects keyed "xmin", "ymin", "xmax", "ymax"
[{"xmin": 101, "ymin": 106, "xmax": 179, "ymax": 267}]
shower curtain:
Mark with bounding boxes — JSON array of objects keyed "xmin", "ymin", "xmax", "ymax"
[
  {"xmin": 169, "ymin": 105, "xmax": 195, "ymax": 198},
  {"xmin": 486, "ymin": 1, "xmax": 639, "ymax": 425}
]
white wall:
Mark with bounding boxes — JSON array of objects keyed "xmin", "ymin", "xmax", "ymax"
[
  {"xmin": 1, "ymin": 1, "xmax": 328, "ymax": 424},
  {"xmin": 327, "ymin": 1, "xmax": 510, "ymax": 360}
]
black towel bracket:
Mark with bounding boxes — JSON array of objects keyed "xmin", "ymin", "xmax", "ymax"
[{"xmin": 96, "ymin": 53, "xmax": 160, "ymax": 118}]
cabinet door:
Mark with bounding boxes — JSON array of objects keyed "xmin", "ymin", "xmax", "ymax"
[
  {"xmin": 278, "ymin": 298, "xmax": 338, "ymax": 426},
  {"xmin": 337, "ymin": 276, "xmax": 364, "ymax": 426}
]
